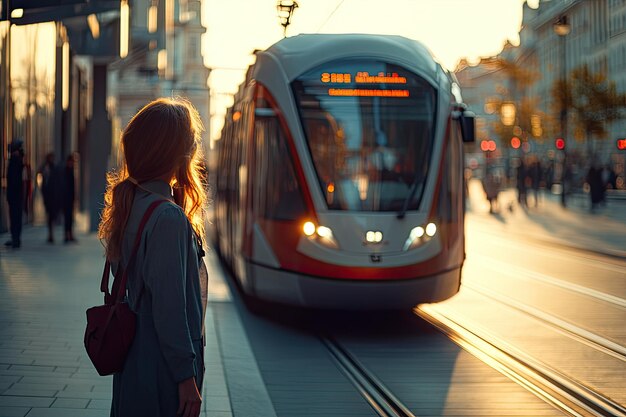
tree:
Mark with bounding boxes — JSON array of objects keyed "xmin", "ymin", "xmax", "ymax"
[
  {"xmin": 552, "ymin": 64, "xmax": 626, "ymax": 156},
  {"xmin": 492, "ymin": 56, "xmax": 538, "ymax": 94},
  {"xmin": 488, "ymin": 57, "xmax": 543, "ymax": 149},
  {"xmin": 491, "ymin": 96, "xmax": 543, "ymax": 142}
]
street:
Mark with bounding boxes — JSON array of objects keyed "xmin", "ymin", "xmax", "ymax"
[{"xmin": 2, "ymin": 1, "xmax": 626, "ymax": 416}]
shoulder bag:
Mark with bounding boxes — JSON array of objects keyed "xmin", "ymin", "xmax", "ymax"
[{"xmin": 84, "ymin": 199, "xmax": 167, "ymax": 376}]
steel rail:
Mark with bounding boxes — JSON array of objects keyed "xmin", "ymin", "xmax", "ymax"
[
  {"xmin": 416, "ymin": 304, "xmax": 626, "ymax": 417},
  {"xmin": 465, "ymin": 282, "xmax": 626, "ymax": 361},
  {"xmin": 322, "ymin": 338, "xmax": 416, "ymax": 417},
  {"xmin": 468, "ymin": 254, "xmax": 626, "ymax": 309}
]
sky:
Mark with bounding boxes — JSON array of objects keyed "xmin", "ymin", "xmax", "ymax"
[{"xmin": 201, "ymin": 0, "xmax": 540, "ymax": 143}]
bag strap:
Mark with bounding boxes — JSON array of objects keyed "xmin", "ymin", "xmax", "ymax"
[{"xmin": 101, "ymin": 199, "xmax": 169, "ymax": 304}]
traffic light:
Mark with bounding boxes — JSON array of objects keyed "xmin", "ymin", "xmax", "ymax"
[
  {"xmin": 480, "ymin": 140, "xmax": 496, "ymax": 155},
  {"xmin": 618, "ymin": 139, "xmax": 626, "ymax": 150},
  {"xmin": 555, "ymin": 138, "xmax": 565, "ymax": 150},
  {"xmin": 511, "ymin": 137, "xmax": 521, "ymax": 149}
]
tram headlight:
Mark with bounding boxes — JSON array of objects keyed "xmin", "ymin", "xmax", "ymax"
[
  {"xmin": 302, "ymin": 222, "xmax": 339, "ymax": 249},
  {"xmin": 316, "ymin": 225, "xmax": 339, "ymax": 249},
  {"xmin": 303, "ymin": 221, "xmax": 316, "ymax": 236},
  {"xmin": 403, "ymin": 223, "xmax": 436, "ymax": 251},
  {"xmin": 316, "ymin": 226, "xmax": 332, "ymax": 238},
  {"xmin": 425, "ymin": 223, "xmax": 437, "ymax": 237}
]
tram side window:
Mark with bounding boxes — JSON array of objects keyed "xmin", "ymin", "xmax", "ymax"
[
  {"xmin": 449, "ymin": 122, "xmax": 463, "ymax": 223},
  {"xmin": 438, "ymin": 121, "xmax": 463, "ymax": 223},
  {"xmin": 254, "ymin": 117, "xmax": 306, "ymax": 221},
  {"xmin": 216, "ymin": 124, "xmax": 225, "ymax": 196}
]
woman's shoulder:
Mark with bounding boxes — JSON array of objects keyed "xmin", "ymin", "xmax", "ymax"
[
  {"xmin": 152, "ymin": 200, "xmax": 186, "ymax": 221},
  {"xmin": 148, "ymin": 200, "xmax": 191, "ymax": 235}
]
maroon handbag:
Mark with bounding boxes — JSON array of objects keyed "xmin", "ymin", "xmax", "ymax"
[{"xmin": 84, "ymin": 200, "xmax": 167, "ymax": 376}]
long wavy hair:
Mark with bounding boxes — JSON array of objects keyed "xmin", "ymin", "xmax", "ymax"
[{"xmin": 98, "ymin": 97, "xmax": 207, "ymax": 261}]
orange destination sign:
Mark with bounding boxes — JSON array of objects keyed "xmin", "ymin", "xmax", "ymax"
[
  {"xmin": 320, "ymin": 72, "xmax": 408, "ymax": 84},
  {"xmin": 328, "ymin": 89, "xmax": 409, "ymax": 97},
  {"xmin": 321, "ymin": 73, "xmax": 351, "ymax": 83},
  {"xmin": 355, "ymin": 72, "xmax": 407, "ymax": 84}
]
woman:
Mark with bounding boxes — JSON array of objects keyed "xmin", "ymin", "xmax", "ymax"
[{"xmin": 98, "ymin": 98, "xmax": 208, "ymax": 417}]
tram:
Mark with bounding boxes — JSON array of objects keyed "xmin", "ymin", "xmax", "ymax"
[{"xmin": 211, "ymin": 34, "xmax": 475, "ymax": 309}]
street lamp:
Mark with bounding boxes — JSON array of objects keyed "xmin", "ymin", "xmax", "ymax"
[
  {"xmin": 500, "ymin": 102, "xmax": 516, "ymax": 126},
  {"xmin": 554, "ymin": 16, "xmax": 570, "ymax": 36},
  {"xmin": 554, "ymin": 15, "xmax": 569, "ymax": 207},
  {"xmin": 276, "ymin": 0, "xmax": 298, "ymax": 37},
  {"xmin": 120, "ymin": 0, "xmax": 129, "ymax": 58}
]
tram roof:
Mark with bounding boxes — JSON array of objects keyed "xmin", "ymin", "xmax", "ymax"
[{"xmin": 257, "ymin": 34, "xmax": 444, "ymax": 83}]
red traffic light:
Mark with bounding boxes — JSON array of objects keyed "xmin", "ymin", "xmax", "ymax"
[
  {"xmin": 511, "ymin": 137, "xmax": 521, "ymax": 149},
  {"xmin": 618, "ymin": 139, "xmax": 626, "ymax": 150},
  {"xmin": 480, "ymin": 140, "xmax": 497, "ymax": 152},
  {"xmin": 555, "ymin": 138, "xmax": 565, "ymax": 150}
]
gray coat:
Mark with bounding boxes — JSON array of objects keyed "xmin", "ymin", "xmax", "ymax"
[{"xmin": 110, "ymin": 180, "xmax": 205, "ymax": 417}]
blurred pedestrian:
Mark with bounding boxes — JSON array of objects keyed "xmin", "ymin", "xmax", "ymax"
[
  {"xmin": 545, "ymin": 161, "xmax": 554, "ymax": 191},
  {"xmin": 529, "ymin": 159, "xmax": 542, "ymax": 207},
  {"xmin": 607, "ymin": 166, "xmax": 617, "ymax": 190},
  {"xmin": 98, "ymin": 98, "xmax": 207, "ymax": 417},
  {"xmin": 63, "ymin": 154, "xmax": 76, "ymax": 243},
  {"xmin": 602, "ymin": 164, "xmax": 617, "ymax": 191},
  {"xmin": 21, "ymin": 154, "xmax": 33, "ymax": 223},
  {"xmin": 562, "ymin": 162, "xmax": 573, "ymax": 206},
  {"xmin": 586, "ymin": 163, "xmax": 604, "ymax": 212},
  {"xmin": 5, "ymin": 140, "xmax": 25, "ymax": 249},
  {"xmin": 516, "ymin": 159, "xmax": 528, "ymax": 208},
  {"xmin": 482, "ymin": 172, "xmax": 500, "ymax": 214},
  {"xmin": 40, "ymin": 153, "xmax": 62, "ymax": 243}
]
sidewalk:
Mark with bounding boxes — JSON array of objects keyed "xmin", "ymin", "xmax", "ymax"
[
  {"xmin": 0, "ymin": 225, "xmax": 115, "ymax": 417},
  {"xmin": 466, "ymin": 178, "xmax": 626, "ymax": 259},
  {"xmin": 0, "ymin": 220, "xmax": 268, "ymax": 417}
]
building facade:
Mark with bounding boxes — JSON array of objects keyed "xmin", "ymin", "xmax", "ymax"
[
  {"xmin": 1, "ymin": 0, "xmax": 211, "ymax": 235},
  {"xmin": 109, "ymin": 0, "xmax": 210, "ymax": 158},
  {"xmin": 0, "ymin": 20, "xmax": 92, "ymax": 233},
  {"xmin": 609, "ymin": 0, "xmax": 626, "ymax": 149},
  {"xmin": 456, "ymin": 0, "xmax": 626, "ymax": 189}
]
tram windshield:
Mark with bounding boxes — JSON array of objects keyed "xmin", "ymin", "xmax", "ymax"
[{"xmin": 292, "ymin": 60, "xmax": 436, "ymax": 212}]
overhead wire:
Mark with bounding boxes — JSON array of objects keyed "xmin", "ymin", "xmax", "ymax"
[{"xmin": 316, "ymin": 0, "xmax": 345, "ymax": 32}]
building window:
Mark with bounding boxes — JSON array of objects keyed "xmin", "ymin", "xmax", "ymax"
[{"xmin": 189, "ymin": 38, "xmax": 197, "ymax": 59}]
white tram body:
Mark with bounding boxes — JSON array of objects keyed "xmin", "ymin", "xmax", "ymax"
[{"xmin": 211, "ymin": 34, "xmax": 475, "ymax": 309}]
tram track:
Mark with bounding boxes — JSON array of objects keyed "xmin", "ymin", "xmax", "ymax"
[
  {"xmin": 320, "ymin": 262, "xmax": 626, "ymax": 416},
  {"xmin": 318, "ymin": 258, "xmax": 626, "ymax": 416},
  {"xmin": 220, "ymin": 245, "xmax": 625, "ymax": 416},
  {"xmin": 415, "ymin": 301, "xmax": 626, "ymax": 417},
  {"xmin": 469, "ymin": 254, "xmax": 626, "ymax": 309},
  {"xmin": 322, "ymin": 311, "xmax": 621, "ymax": 417},
  {"xmin": 322, "ymin": 337, "xmax": 416, "ymax": 417},
  {"xmin": 464, "ymin": 282, "xmax": 626, "ymax": 360}
]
